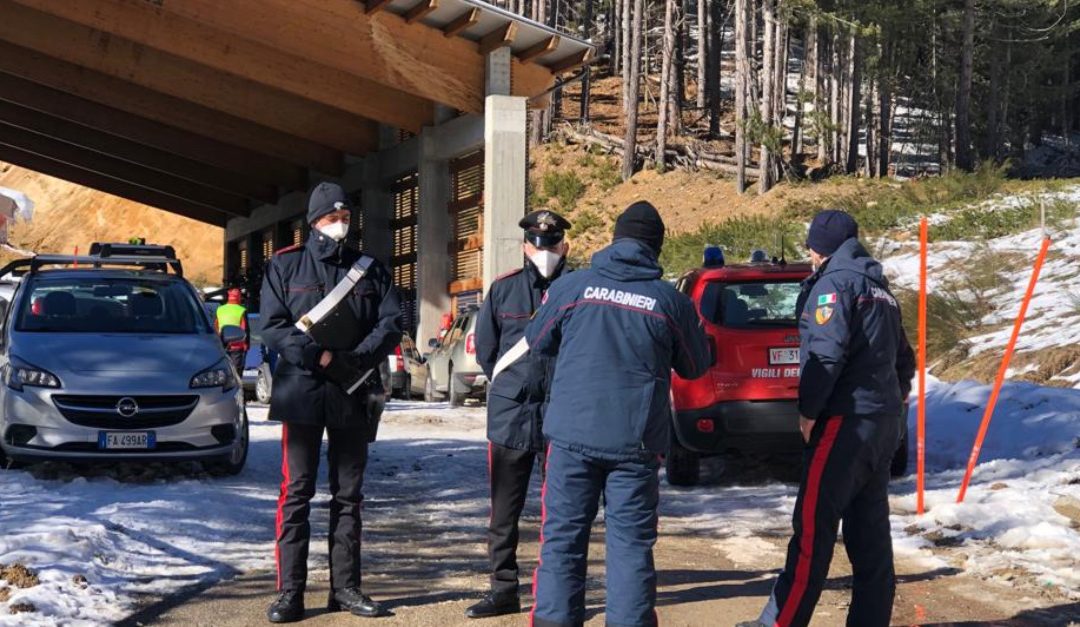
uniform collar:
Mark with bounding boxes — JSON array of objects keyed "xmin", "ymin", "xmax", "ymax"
[{"xmin": 307, "ymin": 230, "xmax": 348, "ymax": 263}]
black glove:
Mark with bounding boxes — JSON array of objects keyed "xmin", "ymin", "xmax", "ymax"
[{"xmin": 301, "ymin": 343, "xmax": 325, "ymax": 372}]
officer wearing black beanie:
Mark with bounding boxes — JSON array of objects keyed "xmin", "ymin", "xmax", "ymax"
[
  {"xmin": 741, "ymin": 208, "xmax": 914, "ymax": 627},
  {"xmin": 523, "ymin": 201, "xmax": 710, "ymax": 626}
]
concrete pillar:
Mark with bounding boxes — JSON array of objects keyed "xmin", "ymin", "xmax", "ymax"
[
  {"xmin": 485, "ymin": 47, "xmax": 512, "ymax": 97},
  {"xmin": 416, "ymin": 128, "xmax": 452, "ymax": 346},
  {"xmin": 483, "ymin": 95, "xmax": 527, "ymax": 292},
  {"xmin": 360, "ymin": 156, "xmax": 392, "ymax": 265}
]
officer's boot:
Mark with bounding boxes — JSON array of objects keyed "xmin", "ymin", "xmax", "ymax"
[
  {"xmin": 464, "ymin": 591, "xmax": 521, "ymax": 618},
  {"xmin": 327, "ymin": 587, "xmax": 388, "ymax": 618},
  {"xmin": 266, "ymin": 590, "xmax": 304, "ymax": 623}
]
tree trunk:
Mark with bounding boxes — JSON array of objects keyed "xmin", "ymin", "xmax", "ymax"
[
  {"xmin": 581, "ymin": 0, "xmax": 594, "ymax": 123},
  {"xmin": 793, "ymin": 27, "xmax": 807, "ymax": 157},
  {"xmin": 622, "ymin": 0, "xmax": 632, "ymax": 113},
  {"xmin": 1062, "ymin": 53, "xmax": 1070, "ymax": 145},
  {"xmin": 845, "ymin": 33, "xmax": 861, "ymax": 174},
  {"xmin": 613, "ymin": 0, "xmax": 622, "ymax": 76},
  {"xmin": 758, "ymin": 0, "xmax": 776, "ymax": 193},
  {"xmin": 707, "ymin": 0, "xmax": 722, "ymax": 136},
  {"xmin": 954, "ymin": 0, "xmax": 975, "ymax": 171},
  {"xmin": 865, "ymin": 75, "xmax": 876, "ymax": 177},
  {"xmin": 817, "ymin": 24, "xmax": 828, "ymax": 163},
  {"xmin": 623, "ymin": 0, "xmax": 644, "ymax": 180},
  {"xmin": 676, "ymin": 0, "xmax": 688, "ymax": 120},
  {"xmin": 697, "ymin": 0, "xmax": 707, "ymax": 108},
  {"xmin": 657, "ymin": 0, "xmax": 676, "ymax": 169},
  {"xmin": 735, "ymin": 0, "xmax": 748, "ymax": 193},
  {"xmin": 878, "ymin": 40, "xmax": 892, "ymax": 177}
]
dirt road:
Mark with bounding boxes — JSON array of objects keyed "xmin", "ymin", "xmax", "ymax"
[{"xmin": 128, "ymin": 518, "xmax": 1080, "ymax": 627}]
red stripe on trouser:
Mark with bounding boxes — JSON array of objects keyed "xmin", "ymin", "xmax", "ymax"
[
  {"xmin": 487, "ymin": 443, "xmax": 494, "ymax": 527},
  {"xmin": 776, "ymin": 417, "xmax": 843, "ymax": 627},
  {"xmin": 275, "ymin": 424, "xmax": 290, "ymax": 591},
  {"xmin": 528, "ymin": 443, "xmax": 552, "ymax": 627}
]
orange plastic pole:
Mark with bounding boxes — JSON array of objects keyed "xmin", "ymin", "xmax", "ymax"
[
  {"xmin": 73, "ymin": 245, "xmax": 79, "ymax": 268},
  {"xmin": 917, "ymin": 218, "xmax": 928, "ymax": 515},
  {"xmin": 957, "ymin": 236, "xmax": 1052, "ymax": 503}
]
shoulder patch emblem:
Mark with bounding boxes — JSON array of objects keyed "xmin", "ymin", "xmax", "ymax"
[
  {"xmin": 817, "ymin": 292, "xmax": 837, "ymax": 306},
  {"xmin": 815, "ymin": 305, "xmax": 834, "ymax": 325}
]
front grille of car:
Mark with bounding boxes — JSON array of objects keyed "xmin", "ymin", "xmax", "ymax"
[{"xmin": 52, "ymin": 395, "xmax": 199, "ymax": 428}]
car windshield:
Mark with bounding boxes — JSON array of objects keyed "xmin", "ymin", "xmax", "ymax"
[
  {"xmin": 700, "ymin": 280, "xmax": 801, "ymax": 328},
  {"xmin": 15, "ymin": 276, "xmax": 211, "ymax": 334}
]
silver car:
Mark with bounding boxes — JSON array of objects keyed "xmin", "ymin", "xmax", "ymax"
[
  {"xmin": 0, "ymin": 245, "xmax": 248, "ymax": 474},
  {"xmin": 424, "ymin": 305, "xmax": 486, "ymax": 406}
]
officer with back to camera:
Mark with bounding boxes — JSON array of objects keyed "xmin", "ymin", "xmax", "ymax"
[
  {"xmin": 524, "ymin": 201, "xmax": 711, "ymax": 626},
  {"xmin": 260, "ymin": 182, "xmax": 402, "ymax": 623},
  {"xmin": 466, "ymin": 209, "xmax": 572, "ymax": 619},
  {"xmin": 739, "ymin": 209, "xmax": 915, "ymax": 627}
]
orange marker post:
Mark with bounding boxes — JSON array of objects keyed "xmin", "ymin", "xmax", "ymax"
[
  {"xmin": 917, "ymin": 218, "xmax": 928, "ymax": 515},
  {"xmin": 956, "ymin": 236, "xmax": 1052, "ymax": 503},
  {"xmin": 73, "ymin": 245, "xmax": 79, "ymax": 268}
]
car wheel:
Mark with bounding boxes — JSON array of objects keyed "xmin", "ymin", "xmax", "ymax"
[
  {"xmin": 209, "ymin": 410, "xmax": 249, "ymax": 477},
  {"xmin": 424, "ymin": 373, "xmax": 441, "ymax": 403},
  {"xmin": 665, "ymin": 439, "xmax": 700, "ymax": 487},
  {"xmin": 255, "ymin": 367, "xmax": 272, "ymax": 405},
  {"xmin": 0, "ymin": 446, "xmax": 22, "ymax": 471},
  {"xmin": 448, "ymin": 365, "xmax": 465, "ymax": 408},
  {"xmin": 890, "ymin": 431, "xmax": 910, "ymax": 478}
]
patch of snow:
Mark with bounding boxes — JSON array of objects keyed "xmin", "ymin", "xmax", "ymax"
[{"xmin": 0, "ymin": 187, "xmax": 34, "ymax": 222}]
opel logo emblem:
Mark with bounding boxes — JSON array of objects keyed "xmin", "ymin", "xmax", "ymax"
[{"xmin": 116, "ymin": 397, "xmax": 139, "ymax": 418}]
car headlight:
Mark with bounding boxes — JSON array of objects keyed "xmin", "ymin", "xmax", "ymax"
[
  {"xmin": 191, "ymin": 361, "xmax": 237, "ymax": 391},
  {"xmin": 4, "ymin": 358, "xmax": 62, "ymax": 391}
]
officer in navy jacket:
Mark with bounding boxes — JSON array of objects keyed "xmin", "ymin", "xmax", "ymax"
[
  {"xmin": 465, "ymin": 209, "xmax": 572, "ymax": 619},
  {"xmin": 744, "ymin": 210, "xmax": 914, "ymax": 627},
  {"xmin": 524, "ymin": 201, "xmax": 710, "ymax": 627},
  {"xmin": 260, "ymin": 182, "xmax": 402, "ymax": 623}
]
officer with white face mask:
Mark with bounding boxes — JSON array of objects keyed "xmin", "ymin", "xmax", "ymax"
[{"xmin": 466, "ymin": 209, "xmax": 572, "ymax": 619}]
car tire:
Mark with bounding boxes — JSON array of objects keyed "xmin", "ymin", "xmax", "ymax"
[
  {"xmin": 255, "ymin": 366, "xmax": 272, "ymax": 405},
  {"xmin": 208, "ymin": 410, "xmax": 249, "ymax": 477},
  {"xmin": 424, "ymin": 373, "xmax": 442, "ymax": 403},
  {"xmin": 448, "ymin": 365, "xmax": 466, "ymax": 408},
  {"xmin": 0, "ymin": 446, "xmax": 22, "ymax": 471},
  {"xmin": 665, "ymin": 439, "xmax": 701, "ymax": 487},
  {"xmin": 890, "ymin": 431, "xmax": 910, "ymax": 478}
]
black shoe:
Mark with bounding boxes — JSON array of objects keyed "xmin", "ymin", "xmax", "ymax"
[
  {"xmin": 267, "ymin": 590, "xmax": 304, "ymax": 623},
  {"xmin": 327, "ymin": 587, "xmax": 387, "ymax": 618},
  {"xmin": 464, "ymin": 592, "xmax": 521, "ymax": 619}
]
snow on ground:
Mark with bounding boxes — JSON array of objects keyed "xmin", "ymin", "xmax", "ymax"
[
  {"xmin": 879, "ymin": 184, "xmax": 1080, "ymax": 381},
  {"xmin": 0, "ymin": 380, "xmax": 1077, "ymax": 624}
]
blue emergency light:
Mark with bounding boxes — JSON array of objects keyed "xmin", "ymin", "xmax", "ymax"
[{"xmin": 703, "ymin": 245, "xmax": 725, "ymax": 268}]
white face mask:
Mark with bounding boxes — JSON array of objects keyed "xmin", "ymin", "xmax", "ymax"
[
  {"xmin": 529, "ymin": 250, "xmax": 563, "ymax": 278},
  {"xmin": 317, "ymin": 222, "xmax": 349, "ymax": 242}
]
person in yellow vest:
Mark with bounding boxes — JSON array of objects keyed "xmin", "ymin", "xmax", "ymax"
[{"xmin": 216, "ymin": 288, "xmax": 250, "ymax": 376}]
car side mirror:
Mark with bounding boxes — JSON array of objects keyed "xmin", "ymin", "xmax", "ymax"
[
  {"xmin": 220, "ymin": 324, "xmax": 245, "ymax": 345},
  {"xmin": 428, "ymin": 338, "xmax": 439, "ymax": 349}
]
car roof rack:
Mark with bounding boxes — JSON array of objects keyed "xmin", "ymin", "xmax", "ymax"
[{"xmin": 0, "ymin": 242, "xmax": 184, "ymax": 279}]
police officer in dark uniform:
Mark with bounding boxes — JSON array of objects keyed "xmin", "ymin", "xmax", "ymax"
[
  {"xmin": 741, "ymin": 210, "xmax": 915, "ymax": 627},
  {"xmin": 465, "ymin": 209, "xmax": 572, "ymax": 619},
  {"xmin": 260, "ymin": 182, "xmax": 402, "ymax": 623},
  {"xmin": 525, "ymin": 202, "xmax": 711, "ymax": 626}
]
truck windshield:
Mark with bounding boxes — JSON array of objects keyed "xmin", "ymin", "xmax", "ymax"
[
  {"xmin": 700, "ymin": 280, "xmax": 801, "ymax": 328},
  {"xmin": 15, "ymin": 277, "xmax": 211, "ymax": 334}
]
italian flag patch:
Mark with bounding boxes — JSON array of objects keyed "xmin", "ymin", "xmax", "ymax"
[{"xmin": 817, "ymin": 292, "xmax": 837, "ymax": 306}]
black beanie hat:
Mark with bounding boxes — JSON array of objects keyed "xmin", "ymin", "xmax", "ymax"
[
  {"xmin": 805, "ymin": 209, "xmax": 858, "ymax": 257},
  {"xmin": 613, "ymin": 200, "xmax": 665, "ymax": 255},
  {"xmin": 307, "ymin": 182, "xmax": 350, "ymax": 225}
]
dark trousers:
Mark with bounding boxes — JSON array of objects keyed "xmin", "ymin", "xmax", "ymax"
[
  {"xmin": 487, "ymin": 442, "xmax": 541, "ymax": 596},
  {"xmin": 227, "ymin": 350, "xmax": 245, "ymax": 377},
  {"xmin": 760, "ymin": 414, "xmax": 899, "ymax": 627},
  {"xmin": 532, "ymin": 445, "xmax": 660, "ymax": 627},
  {"xmin": 275, "ymin": 422, "xmax": 369, "ymax": 592}
]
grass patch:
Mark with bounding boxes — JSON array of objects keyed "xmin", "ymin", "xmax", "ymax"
[
  {"xmin": 541, "ymin": 170, "xmax": 586, "ymax": 213},
  {"xmin": 931, "ymin": 198, "xmax": 1077, "ymax": 241},
  {"xmin": 660, "ymin": 216, "xmax": 805, "ymax": 276}
]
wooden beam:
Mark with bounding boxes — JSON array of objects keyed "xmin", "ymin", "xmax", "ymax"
[
  {"xmin": 10, "ymin": 0, "xmax": 429, "ymax": 135},
  {"xmin": 0, "ymin": 122, "xmax": 252, "ymax": 217},
  {"xmin": 365, "ymin": 0, "xmax": 394, "ymax": 13},
  {"xmin": 0, "ymin": 100, "xmax": 279, "ymax": 205},
  {"xmin": 478, "ymin": 22, "xmax": 518, "ymax": 56},
  {"xmin": 0, "ymin": 40, "xmax": 342, "ymax": 176},
  {"xmin": 0, "ymin": 145, "xmax": 230, "ymax": 227},
  {"xmin": 404, "ymin": 0, "xmax": 438, "ymax": 23},
  {"xmin": 0, "ymin": 1, "xmax": 385, "ymax": 152},
  {"xmin": 0, "ymin": 70, "xmax": 303, "ymax": 192},
  {"xmin": 129, "ymin": 0, "xmax": 560, "ymax": 114},
  {"xmin": 443, "ymin": 8, "xmax": 481, "ymax": 38},
  {"xmin": 547, "ymin": 48, "xmax": 593, "ymax": 74},
  {"xmin": 517, "ymin": 35, "xmax": 560, "ymax": 63}
]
